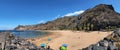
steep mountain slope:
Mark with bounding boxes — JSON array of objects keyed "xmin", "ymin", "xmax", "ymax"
[
  {"xmin": 78, "ymin": 4, "xmax": 120, "ymax": 30},
  {"xmin": 15, "ymin": 4, "xmax": 120, "ymax": 30}
]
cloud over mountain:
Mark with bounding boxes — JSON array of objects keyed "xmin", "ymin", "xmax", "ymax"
[
  {"xmin": 64, "ymin": 10, "xmax": 84, "ymax": 16},
  {"xmin": 38, "ymin": 20, "xmax": 45, "ymax": 23}
]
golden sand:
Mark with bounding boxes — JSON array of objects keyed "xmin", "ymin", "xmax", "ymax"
[{"xmin": 27, "ymin": 30, "xmax": 112, "ymax": 50}]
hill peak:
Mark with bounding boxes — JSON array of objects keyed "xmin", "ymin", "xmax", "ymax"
[{"xmin": 93, "ymin": 4, "xmax": 114, "ymax": 11}]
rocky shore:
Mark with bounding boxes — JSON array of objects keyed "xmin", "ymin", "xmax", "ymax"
[
  {"xmin": 0, "ymin": 30, "xmax": 113, "ymax": 50},
  {"xmin": 0, "ymin": 32, "xmax": 52, "ymax": 50},
  {"xmin": 82, "ymin": 29, "xmax": 120, "ymax": 50}
]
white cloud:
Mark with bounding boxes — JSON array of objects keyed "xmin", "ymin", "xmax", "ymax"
[
  {"xmin": 38, "ymin": 20, "xmax": 45, "ymax": 23},
  {"xmin": 54, "ymin": 15, "xmax": 61, "ymax": 19},
  {"xmin": 64, "ymin": 10, "xmax": 84, "ymax": 16}
]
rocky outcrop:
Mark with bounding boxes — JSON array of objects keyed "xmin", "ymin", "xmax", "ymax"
[
  {"xmin": 82, "ymin": 29, "xmax": 120, "ymax": 50},
  {"xmin": 0, "ymin": 32, "xmax": 53, "ymax": 50},
  {"xmin": 4, "ymin": 33, "xmax": 38, "ymax": 50},
  {"xmin": 15, "ymin": 4, "xmax": 120, "ymax": 31},
  {"xmin": 14, "ymin": 25, "xmax": 35, "ymax": 30}
]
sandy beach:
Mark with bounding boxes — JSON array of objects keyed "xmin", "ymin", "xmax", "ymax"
[{"xmin": 27, "ymin": 30, "xmax": 112, "ymax": 50}]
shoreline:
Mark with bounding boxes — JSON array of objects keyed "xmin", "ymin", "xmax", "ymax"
[
  {"xmin": 26, "ymin": 30, "xmax": 62, "ymax": 45},
  {"xmin": 27, "ymin": 30, "xmax": 112, "ymax": 50}
]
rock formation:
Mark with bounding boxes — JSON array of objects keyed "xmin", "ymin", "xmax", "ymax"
[{"xmin": 82, "ymin": 29, "xmax": 120, "ymax": 50}]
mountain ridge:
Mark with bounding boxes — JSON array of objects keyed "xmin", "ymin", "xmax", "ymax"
[{"xmin": 15, "ymin": 4, "xmax": 120, "ymax": 31}]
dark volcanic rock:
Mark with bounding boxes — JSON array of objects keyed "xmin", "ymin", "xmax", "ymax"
[
  {"xmin": 5, "ymin": 33, "xmax": 35, "ymax": 50},
  {"xmin": 113, "ymin": 29, "xmax": 120, "ymax": 37},
  {"xmin": 92, "ymin": 45, "xmax": 107, "ymax": 50},
  {"xmin": 82, "ymin": 29, "xmax": 120, "ymax": 50},
  {"xmin": 99, "ymin": 40, "xmax": 109, "ymax": 47}
]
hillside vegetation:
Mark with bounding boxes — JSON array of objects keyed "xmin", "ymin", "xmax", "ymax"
[{"xmin": 15, "ymin": 4, "xmax": 120, "ymax": 31}]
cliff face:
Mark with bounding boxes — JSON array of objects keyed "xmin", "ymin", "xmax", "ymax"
[{"xmin": 15, "ymin": 4, "xmax": 120, "ymax": 30}]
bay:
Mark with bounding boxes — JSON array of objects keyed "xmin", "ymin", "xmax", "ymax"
[{"xmin": 0, "ymin": 30, "xmax": 47, "ymax": 38}]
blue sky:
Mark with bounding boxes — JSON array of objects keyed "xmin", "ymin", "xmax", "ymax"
[{"xmin": 0, "ymin": 0, "xmax": 120, "ymax": 30}]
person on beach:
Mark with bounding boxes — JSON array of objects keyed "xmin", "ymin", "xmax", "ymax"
[
  {"xmin": 59, "ymin": 44, "xmax": 68, "ymax": 50},
  {"xmin": 46, "ymin": 46, "xmax": 53, "ymax": 50}
]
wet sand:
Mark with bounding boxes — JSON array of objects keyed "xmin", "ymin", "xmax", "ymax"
[{"xmin": 27, "ymin": 30, "xmax": 112, "ymax": 50}]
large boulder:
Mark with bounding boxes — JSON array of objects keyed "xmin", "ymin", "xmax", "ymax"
[
  {"xmin": 99, "ymin": 40, "xmax": 109, "ymax": 47},
  {"xmin": 92, "ymin": 45, "xmax": 107, "ymax": 50}
]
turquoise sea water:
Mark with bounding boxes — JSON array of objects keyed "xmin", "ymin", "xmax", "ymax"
[{"xmin": 0, "ymin": 30, "xmax": 47, "ymax": 38}]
